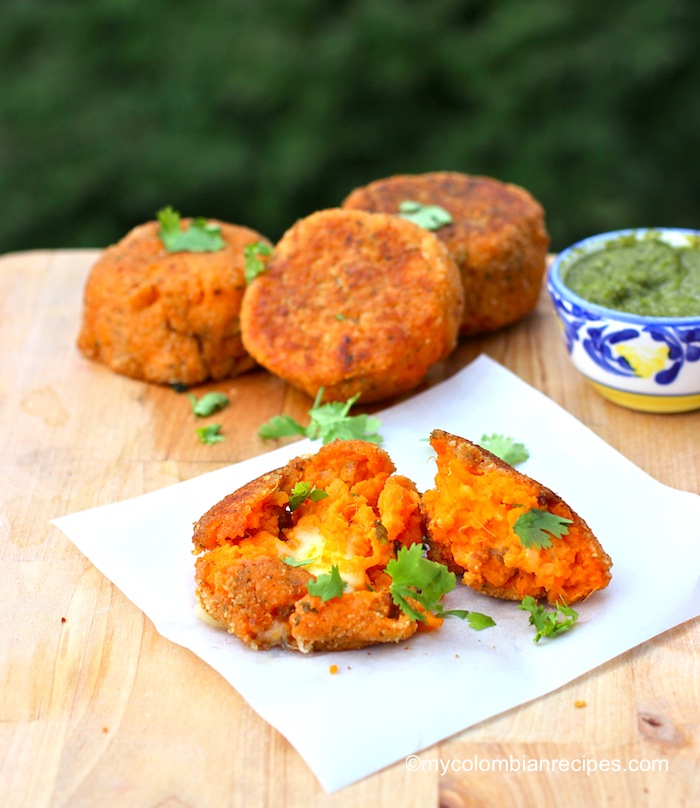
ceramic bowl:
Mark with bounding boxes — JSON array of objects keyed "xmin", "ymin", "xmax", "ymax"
[{"xmin": 547, "ymin": 228, "xmax": 700, "ymax": 413}]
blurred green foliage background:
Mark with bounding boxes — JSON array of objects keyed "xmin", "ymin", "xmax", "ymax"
[{"xmin": 2, "ymin": 0, "xmax": 699, "ymax": 254}]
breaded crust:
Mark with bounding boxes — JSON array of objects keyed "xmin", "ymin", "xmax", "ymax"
[
  {"xmin": 77, "ymin": 219, "xmax": 271, "ymax": 385},
  {"xmin": 239, "ymin": 208, "xmax": 464, "ymax": 403},
  {"xmin": 193, "ymin": 439, "xmax": 426, "ymax": 651},
  {"xmin": 291, "ymin": 589, "xmax": 416, "ymax": 652},
  {"xmin": 422, "ymin": 430, "xmax": 612, "ymax": 604},
  {"xmin": 342, "ymin": 172, "xmax": 549, "ymax": 336}
]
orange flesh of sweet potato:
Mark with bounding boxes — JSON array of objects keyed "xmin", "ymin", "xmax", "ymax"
[
  {"xmin": 423, "ymin": 430, "xmax": 612, "ymax": 605},
  {"xmin": 193, "ymin": 440, "xmax": 425, "ymax": 650}
]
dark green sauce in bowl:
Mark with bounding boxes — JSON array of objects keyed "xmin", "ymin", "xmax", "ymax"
[
  {"xmin": 547, "ymin": 228, "xmax": 700, "ymax": 413},
  {"xmin": 562, "ymin": 233, "xmax": 700, "ymax": 317}
]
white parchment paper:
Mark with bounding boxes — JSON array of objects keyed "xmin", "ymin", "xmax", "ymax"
[{"xmin": 52, "ymin": 355, "xmax": 700, "ymax": 792}]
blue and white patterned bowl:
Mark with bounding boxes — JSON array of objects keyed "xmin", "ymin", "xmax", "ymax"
[{"xmin": 547, "ymin": 228, "xmax": 700, "ymax": 413}]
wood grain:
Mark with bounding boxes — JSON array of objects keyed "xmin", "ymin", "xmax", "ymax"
[{"xmin": 1, "ymin": 249, "xmax": 698, "ymax": 808}]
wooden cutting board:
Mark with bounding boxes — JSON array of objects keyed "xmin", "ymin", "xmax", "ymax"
[{"xmin": 1, "ymin": 249, "xmax": 698, "ymax": 807}]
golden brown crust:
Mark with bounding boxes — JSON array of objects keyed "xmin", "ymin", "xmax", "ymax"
[
  {"xmin": 422, "ymin": 429, "xmax": 612, "ymax": 604},
  {"xmin": 192, "ymin": 459, "xmax": 307, "ymax": 553},
  {"xmin": 77, "ymin": 219, "xmax": 271, "ymax": 385},
  {"xmin": 195, "ymin": 552, "xmax": 313, "ymax": 650},
  {"xmin": 193, "ymin": 439, "xmax": 426, "ymax": 652},
  {"xmin": 342, "ymin": 172, "xmax": 549, "ymax": 336},
  {"xmin": 291, "ymin": 589, "xmax": 417, "ymax": 652},
  {"xmin": 240, "ymin": 208, "xmax": 464, "ymax": 403}
]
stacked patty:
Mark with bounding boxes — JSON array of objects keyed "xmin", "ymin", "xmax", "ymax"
[{"xmin": 343, "ymin": 172, "xmax": 550, "ymax": 336}]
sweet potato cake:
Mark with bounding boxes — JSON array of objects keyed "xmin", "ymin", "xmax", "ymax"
[
  {"xmin": 422, "ymin": 430, "xmax": 612, "ymax": 604},
  {"xmin": 239, "ymin": 208, "xmax": 464, "ymax": 403},
  {"xmin": 78, "ymin": 218, "xmax": 270, "ymax": 385},
  {"xmin": 193, "ymin": 439, "xmax": 430, "ymax": 652},
  {"xmin": 342, "ymin": 171, "xmax": 550, "ymax": 336}
]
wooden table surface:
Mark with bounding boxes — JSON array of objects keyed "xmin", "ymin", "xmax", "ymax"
[{"xmin": 1, "ymin": 249, "xmax": 698, "ymax": 808}]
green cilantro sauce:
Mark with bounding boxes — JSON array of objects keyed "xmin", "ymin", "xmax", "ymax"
[{"xmin": 563, "ymin": 235, "xmax": 700, "ymax": 317}]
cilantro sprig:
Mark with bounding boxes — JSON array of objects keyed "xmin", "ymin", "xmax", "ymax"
[
  {"xmin": 187, "ymin": 391, "xmax": 229, "ymax": 417},
  {"xmin": 386, "ymin": 544, "xmax": 456, "ymax": 622},
  {"xmin": 258, "ymin": 388, "xmax": 383, "ymax": 444},
  {"xmin": 435, "ymin": 608, "xmax": 497, "ymax": 630},
  {"xmin": 513, "ymin": 508, "xmax": 573, "ymax": 550},
  {"xmin": 307, "ymin": 565, "xmax": 346, "ymax": 601},
  {"xmin": 385, "ymin": 545, "xmax": 496, "ymax": 629},
  {"xmin": 196, "ymin": 423, "xmax": 225, "ymax": 445},
  {"xmin": 519, "ymin": 596, "xmax": 579, "ymax": 642},
  {"xmin": 287, "ymin": 481, "xmax": 328, "ymax": 512},
  {"xmin": 398, "ymin": 200, "xmax": 453, "ymax": 231},
  {"xmin": 281, "ymin": 556, "xmax": 316, "ymax": 567},
  {"xmin": 157, "ymin": 206, "xmax": 226, "ymax": 253},
  {"xmin": 479, "ymin": 434, "xmax": 529, "ymax": 466},
  {"xmin": 244, "ymin": 241, "xmax": 273, "ymax": 283}
]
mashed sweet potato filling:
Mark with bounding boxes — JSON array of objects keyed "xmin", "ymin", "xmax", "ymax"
[
  {"xmin": 423, "ymin": 430, "xmax": 612, "ymax": 605},
  {"xmin": 193, "ymin": 440, "xmax": 425, "ymax": 651},
  {"xmin": 193, "ymin": 433, "xmax": 612, "ymax": 652}
]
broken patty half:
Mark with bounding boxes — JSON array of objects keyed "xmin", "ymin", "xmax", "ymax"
[
  {"xmin": 422, "ymin": 429, "xmax": 612, "ymax": 604},
  {"xmin": 193, "ymin": 439, "xmax": 430, "ymax": 652}
]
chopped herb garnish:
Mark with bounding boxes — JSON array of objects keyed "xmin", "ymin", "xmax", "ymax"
[
  {"xmin": 386, "ymin": 544, "xmax": 456, "ymax": 622},
  {"xmin": 258, "ymin": 388, "xmax": 383, "ymax": 444},
  {"xmin": 479, "ymin": 434, "xmax": 530, "ymax": 466},
  {"xmin": 157, "ymin": 206, "xmax": 226, "ymax": 253},
  {"xmin": 465, "ymin": 611, "xmax": 497, "ymax": 630},
  {"xmin": 519, "ymin": 596, "xmax": 579, "ymax": 642},
  {"xmin": 257, "ymin": 414, "xmax": 308, "ymax": 441},
  {"xmin": 397, "ymin": 200, "xmax": 453, "ymax": 231},
  {"xmin": 374, "ymin": 521, "xmax": 389, "ymax": 544},
  {"xmin": 307, "ymin": 565, "xmax": 346, "ymax": 601},
  {"xmin": 436, "ymin": 609, "xmax": 497, "ymax": 630},
  {"xmin": 281, "ymin": 555, "xmax": 316, "ymax": 567},
  {"xmin": 187, "ymin": 391, "xmax": 229, "ymax": 417},
  {"xmin": 196, "ymin": 423, "xmax": 225, "ymax": 445},
  {"xmin": 288, "ymin": 481, "xmax": 329, "ymax": 511},
  {"xmin": 513, "ymin": 508, "xmax": 573, "ymax": 550},
  {"xmin": 244, "ymin": 241, "xmax": 273, "ymax": 283}
]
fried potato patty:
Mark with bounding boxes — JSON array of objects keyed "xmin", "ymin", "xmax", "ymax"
[
  {"xmin": 342, "ymin": 172, "xmax": 549, "ymax": 336},
  {"xmin": 239, "ymin": 208, "xmax": 464, "ymax": 403},
  {"xmin": 422, "ymin": 430, "xmax": 612, "ymax": 604},
  {"xmin": 77, "ymin": 219, "xmax": 270, "ymax": 385},
  {"xmin": 193, "ymin": 440, "xmax": 425, "ymax": 651}
]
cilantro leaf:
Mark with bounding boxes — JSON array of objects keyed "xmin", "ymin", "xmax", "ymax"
[
  {"xmin": 465, "ymin": 611, "xmax": 497, "ymax": 630},
  {"xmin": 386, "ymin": 544, "xmax": 456, "ymax": 622},
  {"xmin": 257, "ymin": 414, "xmax": 308, "ymax": 440},
  {"xmin": 258, "ymin": 388, "xmax": 383, "ymax": 444},
  {"xmin": 281, "ymin": 555, "xmax": 316, "ymax": 567},
  {"xmin": 479, "ymin": 433, "xmax": 530, "ymax": 466},
  {"xmin": 307, "ymin": 565, "xmax": 346, "ymax": 601},
  {"xmin": 397, "ymin": 200, "xmax": 453, "ymax": 231},
  {"xmin": 196, "ymin": 423, "xmax": 225, "ymax": 445},
  {"xmin": 519, "ymin": 596, "xmax": 579, "ymax": 642},
  {"xmin": 513, "ymin": 508, "xmax": 573, "ymax": 550},
  {"xmin": 434, "ymin": 607, "xmax": 496, "ymax": 630},
  {"xmin": 157, "ymin": 206, "xmax": 226, "ymax": 253},
  {"xmin": 305, "ymin": 389, "xmax": 383, "ymax": 443},
  {"xmin": 288, "ymin": 481, "xmax": 328, "ymax": 511},
  {"xmin": 244, "ymin": 241, "xmax": 273, "ymax": 283},
  {"xmin": 187, "ymin": 391, "xmax": 229, "ymax": 417}
]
